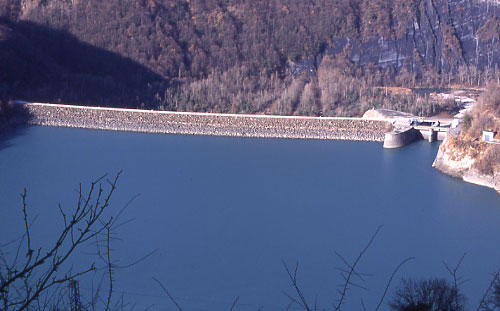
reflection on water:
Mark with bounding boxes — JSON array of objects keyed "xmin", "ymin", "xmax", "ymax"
[
  {"xmin": 0, "ymin": 125, "xmax": 28, "ymax": 151},
  {"xmin": 0, "ymin": 126, "xmax": 499, "ymax": 310}
]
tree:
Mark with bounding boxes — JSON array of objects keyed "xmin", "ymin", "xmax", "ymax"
[
  {"xmin": 485, "ymin": 273, "xmax": 500, "ymax": 311},
  {"xmin": 282, "ymin": 226, "xmax": 414, "ymax": 311},
  {"xmin": 0, "ymin": 173, "xmax": 123, "ymax": 311},
  {"xmin": 389, "ymin": 278, "xmax": 466, "ymax": 311},
  {"xmin": 476, "ymin": 266, "xmax": 500, "ymax": 311}
]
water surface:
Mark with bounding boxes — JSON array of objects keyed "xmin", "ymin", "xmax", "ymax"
[{"xmin": 0, "ymin": 126, "xmax": 499, "ymax": 310}]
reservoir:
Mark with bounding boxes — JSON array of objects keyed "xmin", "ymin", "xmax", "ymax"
[{"xmin": 1, "ymin": 125, "xmax": 499, "ymax": 310}]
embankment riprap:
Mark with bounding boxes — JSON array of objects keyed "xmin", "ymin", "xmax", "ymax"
[{"xmin": 20, "ymin": 103, "xmax": 389, "ymax": 141}]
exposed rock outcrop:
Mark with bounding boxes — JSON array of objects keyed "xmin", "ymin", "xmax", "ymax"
[
  {"xmin": 293, "ymin": 0, "xmax": 500, "ymax": 77},
  {"xmin": 433, "ymin": 135, "xmax": 500, "ymax": 194}
]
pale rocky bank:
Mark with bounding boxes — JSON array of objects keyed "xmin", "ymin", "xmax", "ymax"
[{"xmin": 433, "ymin": 135, "xmax": 500, "ymax": 194}]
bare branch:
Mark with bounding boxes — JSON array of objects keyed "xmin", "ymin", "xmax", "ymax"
[
  {"xmin": 21, "ymin": 190, "xmax": 33, "ymax": 261},
  {"xmin": 1, "ymin": 172, "xmax": 122, "ymax": 311},
  {"xmin": 334, "ymin": 225, "xmax": 382, "ymax": 311},
  {"xmin": 477, "ymin": 268, "xmax": 500, "ymax": 311},
  {"xmin": 444, "ymin": 253, "xmax": 468, "ymax": 288},
  {"xmin": 230, "ymin": 296, "xmax": 239, "ymax": 311},
  {"xmin": 152, "ymin": 277, "xmax": 183, "ymax": 311},
  {"xmin": 282, "ymin": 291, "xmax": 302, "ymax": 308},
  {"xmin": 112, "ymin": 249, "xmax": 158, "ymax": 270},
  {"xmin": 444, "ymin": 253, "xmax": 467, "ymax": 309},
  {"xmin": 374, "ymin": 257, "xmax": 414, "ymax": 311},
  {"xmin": 282, "ymin": 260, "xmax": 312, "ymax": 311},
  {"xmin": 105, "ymin": 227, "xmax": 113, "ymax": 311}
]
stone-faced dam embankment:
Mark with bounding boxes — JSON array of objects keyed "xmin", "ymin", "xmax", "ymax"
[{"xmin": 17, "ymin": 103, "xmax": 389, "ymax": 141}]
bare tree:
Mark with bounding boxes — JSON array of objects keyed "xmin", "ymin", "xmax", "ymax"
[
  {"xmin": 388, "ymin": 254, "xmax": 470, "ymax": 311},
  {"xmin": 389, "ymin": 277, "xmax": 466, "ymax": 311},
  {"xmin": 282, "ymin": 225, "xmax": 413, "ymax": 311},
  {"xmin": 0, "ymin": 172, "xmax": 122, "ymax": 311}
]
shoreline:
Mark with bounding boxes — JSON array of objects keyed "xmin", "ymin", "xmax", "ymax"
[
  {"xmin": 6, "ymin": 102, "xmax": 499, "ymax": 195},
  {"xmin": 14, "ymin": 102, "xmax": 390, "ymax": 142},
  {"xmin": 433, "ymin": 135, "xmax": 500, "ymax": 195}
]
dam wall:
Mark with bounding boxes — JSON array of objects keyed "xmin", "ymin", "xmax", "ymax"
[
  {"xmin": 18, "ymin": 103, "xmax": 389, "ymax": 141},
  {"xmin": 420, "ymin": 129, "xmax": 447, "ymax": 141},
  {"xmin": 383, "ymin": 127, "xmax": 421, "ymax": 148}
]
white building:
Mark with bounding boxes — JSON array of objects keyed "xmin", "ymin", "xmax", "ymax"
[{"xmin": 482, "ymin": 131, "xmax": 496, "ymax": 142}]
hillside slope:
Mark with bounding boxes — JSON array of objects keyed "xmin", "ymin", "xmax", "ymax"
[
  {"xmin": 1, "ymin": 0, "xmax": 500, "ymax": 115},
  {"xmin": 433, "ymin": 83, "xmax": 500, "ymax": 193}
]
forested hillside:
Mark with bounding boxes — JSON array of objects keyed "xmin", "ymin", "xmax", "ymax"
[{"xmin": 1, "ymin": 0, "xmax": 500, "ymax": 116}]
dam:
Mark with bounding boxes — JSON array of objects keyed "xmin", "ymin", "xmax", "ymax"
[
  {"xmin": 383, "ymin": 118, "xmax": 454, "ymax": 148},
  {"xmin": 11, "ymin": 102, "xmax": 389, "ymax": 142},
  {"xmin": 8, "ymin": 103, "xmax": 457, "ymax": 149}
]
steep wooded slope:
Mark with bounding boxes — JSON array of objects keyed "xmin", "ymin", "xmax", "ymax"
[{"xmin": 1, "ymin": 0, "xmax": 500, "ymax": 115}]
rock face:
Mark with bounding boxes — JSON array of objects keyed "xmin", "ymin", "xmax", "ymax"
[
  {"xmin": 293, "ymin": 0, "xmax": 500, "ymax": 76},
  {"xmin": 433, "ymin": 135, "xmax": 500, "ymax": 194}
]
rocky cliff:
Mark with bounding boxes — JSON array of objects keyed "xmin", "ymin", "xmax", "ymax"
[
  {"xmin": 294, "ymin": 0, "xmax": 500, "ymax": 78},
  {"xmin": 3, "ymin": 0, "xmax": 500, "ymax": 84},
  {"xmin": 433, "ymin": 135, "xmax": 500, "ymax": 194}
]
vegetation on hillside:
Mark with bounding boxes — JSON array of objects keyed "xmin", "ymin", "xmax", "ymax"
[
  {"xmin": 446, "ymin": 83, "xmax": 500, "ymax": 176},
  {"xmin": 0, "ymin": 0, "xmax": 499, "ymax": 116},
  {"xmin": 466, "ymin": 84, "xmax": 500, "ymax": 176}
]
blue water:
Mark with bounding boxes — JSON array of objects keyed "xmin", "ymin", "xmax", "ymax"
[{"xmin": 0, "ymin": 126, "xmax": 499, "ymax": 310}]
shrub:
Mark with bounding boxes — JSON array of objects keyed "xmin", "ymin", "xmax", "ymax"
[
  {"xmin": 462, "ymin": 113, "xmax": 472, "ymax": 130},
  {"xmin": 390, "ymin": 278, "xmax": 466, "ymax": 311}
]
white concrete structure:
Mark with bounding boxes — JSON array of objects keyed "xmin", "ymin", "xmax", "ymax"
[{"xmin": 482, "ymin": 131, "xmax": 495, "ymax": 142}]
